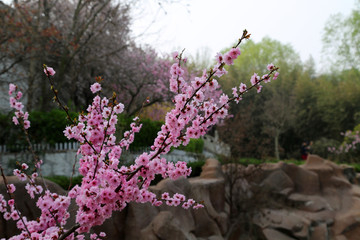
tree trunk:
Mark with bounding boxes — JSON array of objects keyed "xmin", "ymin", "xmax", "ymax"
[{"xmin": 274, "ymin": 133, "xmax": 280, "ymax": 160}]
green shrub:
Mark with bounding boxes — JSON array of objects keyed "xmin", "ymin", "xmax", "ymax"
[
  {"xmin": 224, "ymin": 157, "xmax": 305, "ymax": 166},
  {"xmin": 0, "ymin": 113, "xmax": 23, "ymax": 146},
  {"xmin": 187, "ymin": 160, "xmax": 206, "ymax": 177},
  {"xmin": 0, "ymin": 109, "xmax": 78, "ymax": 147},
  {"xmin": 237, "ymin": 158, "xmax": 264, "ymax": 165},
  {"xmin": 311, "ymin": 137, "xmax": 341, "ymax": 159},
  {"xmin": 226, "ymin": 157, "xmax": 360, "ymax": 173},
  {"xmin": 150, "ymin": 174, "xmax": 164, "ymax": 186},
  {"xmin": 178, "ymin": 138, "xmax": 204, "ymax": 153},
  {"xmin": 351, "ymin": 163, "xmax": 360, "ymax": 172},
  {"xmin": 28, "ymin": 109, "xmax": 77, "ymax": 145},
  {"xmin": 117, "ymin": 116, "xmax": 163, "ymax": 150},
  {"xmin": 45, "ymin": 175, "xmax": 83, "ymax": 190}
]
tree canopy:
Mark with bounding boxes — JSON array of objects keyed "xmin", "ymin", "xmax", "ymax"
[
  {"xmin": 0, "ymin": 0, "xmax": 174, "ymax": 113},
  {"xmin": 218, "ymin": 30, "xmax": 360, "ymax": 160},
  {"xmin": 322, "ymin": 0, "xmax": 360, "ymax": 70}
]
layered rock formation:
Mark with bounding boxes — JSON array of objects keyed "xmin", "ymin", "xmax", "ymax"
[{"xmin": 225, "ymin": 155, "xmax": 360, "ymax": 240}]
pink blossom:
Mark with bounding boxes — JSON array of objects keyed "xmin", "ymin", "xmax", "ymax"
[
  {"xmin": 239, "ymin": 83, "xmax": 247, "ymax": 93},
  {"xmin": 187, "ymin": 199, "xmax": 195, "ymax": 205},
  {"xmin": 25, "ymin": 184, "xmax": 36, "ymax": 198},
  {"xmin": 256, "ymin": 85, "xmax": 263, "ymax": 93},
  {"xmin": 7, "ymin": 184, "xmax": 16, "ymax": 193},
  {"xmin": 232, "ymin": 87, "xmax": 238, "ymax": 98},
  {"xmin": 161, "ymin": 192, "xmax": 170, "ymax": 200},
  {"xmin": 23, "ymin": 112, "xmax": 29, "ymax": 120},
  {"xmin": 14, "ymin": 102, "xmax": 23, "ymax": 111},
  {"xmin": 12, "ymin": 116, "xmax": 19, "ymax": 125},
  {"xmin": 250, "ymin": 73, "xmax": 260, "ymax": 86},
  {"xmin": 135, "ymin": 153, "xmax": 149, "ymax": 166},
  {"xmin": 193, "ymin": 203, "xmax": 204, "ymax": 209},
  {"xmin": 173, "ymin": 193, "xmax": 185, "ymax": 201},
  {"xmin": 213, "ymin": 64, "xmax": 228, "ymax": 77},
  {"xmin": 90, "ymin": 82, "xmax": 102, "ymax": 93},
  {"xmin": 11, "ymin": 211, "xmax": 20, "ymax": 220},
  {"xmin": 8, "ymin": 84, "xmax": 16, "ymax": 95},
  {"xmin": 23, "ymin": 120, "xmax": 30, "ymax": 129},
  {"xmin": 3, "ymin": 212, "xmax": 11, "ymax": 221},
  {"xmin": 44, "ymin": 66, "xmax": 56, "ymax": 76},
  {"xmin": 262, "ymin": 74, "xmax": 270, "ymax": 83},
  {"xmin": 223, "ymin": 53, "xmax": 234, "ymax": 65},
  {"xmin": 13, "ymin": 170, "xmax": 26, "ymax": 181},
  {"xmin": 182, "ymin": 202, "xmax": 190, "ymax": 209},
  {"xmin": 219, "ymin": 94, "xmax": 229, "ymax": 105},
  {"xmin": 21, "ymin": 163, "xmax": 28, "ymax": 170},
  {"xmin": 102, "ymin": 107, "xmax": 111, "ymax": 119},
  {"xmin": 273, "ymin": 71, "xmax": 279, "ymax": 80},
  {"xmin": 173, "ymin": 198, "xmax": 181, "ymax": 206},
  {"xmin": 172, "ymin": 51, "xmax": 179, "ymax": 59},
  {"xmin": 35, "ymin": 160, "xmax": 43, "ymax": 169},
  {"xmin": 229, "ymin": 48, "xmax": 241, "ymax": 59},
  {"xmin": 215, "ymin": 52, "xmax": 224, "ymax": 64},
  {"xmin": 15, "ymin": 91, "xmax": 22, "ymax": 100},
  {"xmin": 9, "ymin": 97, "xmax": 16, "ymax": 108},
  {"xmin": 267, "ymin": 63, "xmax": 274, "ymax": 71}
]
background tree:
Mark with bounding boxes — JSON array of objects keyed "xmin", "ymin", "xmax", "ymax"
[
  {"xmin": 293, "ymin": 66, "xmax": 360, "ymax": 148},
  {"xmin": 0, "ymin": 0, "xmax": 175, "ymax": 114},
  {"xmin": 292, "ymin": 58, "xmax": 324, "ymax": 142},
  {"xmin": 262, "ymin": 88, "xmax": 295, "ymax": 160},
  {"xmin": 218, "ymin": 37, "xmax": 301, "ymax": 159},
  {"xmin": 105, "ymin": 46, "xmax": 172, "ymax": 116},
  {"xmin": 322, "ymin": 0, "xmax": 360, "ymax": 71},
  {"xmin": 0, "ymin": 0, "xmax": 131, "ymax": 111}
]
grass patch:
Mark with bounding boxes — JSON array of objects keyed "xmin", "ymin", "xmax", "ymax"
[{"xmin": 224, "ymin": 157, "xmax": 360, "ymax": 172}]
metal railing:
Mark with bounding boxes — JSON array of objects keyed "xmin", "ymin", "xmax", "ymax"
[{"xmin": 0, "ymin": 142, "xmax": 80, "ymax": 153}]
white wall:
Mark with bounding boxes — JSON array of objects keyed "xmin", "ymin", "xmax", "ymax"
[{"xmin": 0, "ymin": 148, "xmax": 206, "ymax": 176}]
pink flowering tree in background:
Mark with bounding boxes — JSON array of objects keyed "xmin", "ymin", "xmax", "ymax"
[
  {"xmin": 106, "ymin": 45, "xmax": 211, "ymax": 117},
  {"xmin": 105, "ymin": 46, "xmax": 173, "ymax": 116},
  {"xmin": 328, "ymin": 125, "xmax": 360, "ymax": 162},
  {"xmin": 0, "ymin": 30, "xmax": 279, "ymax": 239}
]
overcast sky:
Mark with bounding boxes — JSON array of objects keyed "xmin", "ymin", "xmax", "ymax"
[
  {"xmin": 2, "ymin": 0, "xmax": 356, "ymax": 72},
  {"xmin": 131, "ymin": 0, "xmax": 355, "ymax": 72}
]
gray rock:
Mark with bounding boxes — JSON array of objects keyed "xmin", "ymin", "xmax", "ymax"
[{"xmin": 262, "ymin": 169, "xmax": 294, "ymax": 192}]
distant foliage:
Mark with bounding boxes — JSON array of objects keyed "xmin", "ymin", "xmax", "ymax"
[
  {"xmin": 188, "ymin": 159, "xmax": 206, "ymax": 177},
  {"xmin": 0, "ymin": 113, "xmax": 21, "ymax": 145},
  {"xmin": 218, "ymin": 35, "xmax": 360, "ymax": 160},
  {"xmin": 176, "ymin": 138, "xmax": 204, "ymax": 153},
  {"xmin": 28, "ymin": 110, "xmax": 78, "ymax": 145},
  {"xmin": 311, "ymin": 137, "xmax": 340, "ymax": 158},
  {"xmin": 117, "ymin": 115, "xmax": 164, "ymax": 150},
  {"xmin": 44, "ymin": 175, "xmax": 83, "ymax": 190},
  {"xmin": 0, "ymin": 109, "xmax": 77, "ymax": 146},
  {"xmin": 328, "ymin": 123, "xmax": 360, "ymax": 163}
]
